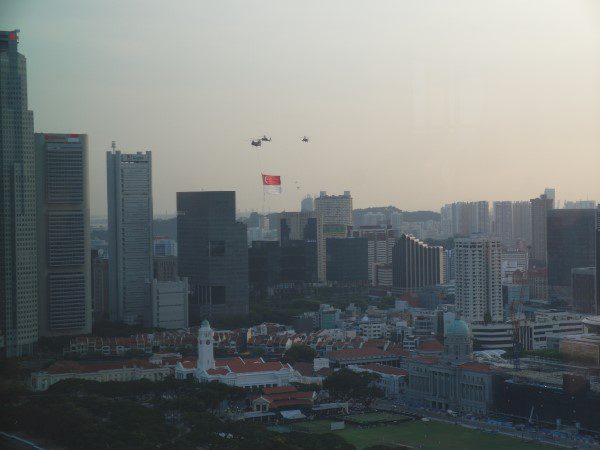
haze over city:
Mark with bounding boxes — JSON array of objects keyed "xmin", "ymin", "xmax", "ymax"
[{"xmin": 2, "ymin": 0, "xmax": 600, "ymax": 215}]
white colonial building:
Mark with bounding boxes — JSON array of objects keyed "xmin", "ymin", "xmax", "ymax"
[{"xmin": 175, "ymin": 320, "xmax": 294, "ymax": 389}]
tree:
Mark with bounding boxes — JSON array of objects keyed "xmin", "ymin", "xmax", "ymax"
[
  {"xmin": 284, "ymin": 344, "xmax": 316, "ymax": 364},
  {"xmin": 323, "ymin": 368, "xmax": 383, "ymax": 401}
]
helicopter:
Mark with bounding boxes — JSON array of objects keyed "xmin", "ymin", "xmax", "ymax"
[
  {"xmin": 301, "ymin": 136, "xmax": 309, "ymax": 143},
  {"xmin": 251, "ymin": 139, "xmax": 262, "ymax": 147},
  {"xmin": 261, "ymin": 135, "xmax": 271, "ymax": 142}
]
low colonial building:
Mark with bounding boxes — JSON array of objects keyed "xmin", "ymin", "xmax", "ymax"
[
  {"xmin": 328, "ymin": 347, "xmax": 401, "ymax": 368},
  {"xmin": 405, "ymin": 319, "xmax": 499, "ymax": 415},
  {"xmin": 349, "ymin": 363, "xmax": 408, "ymax": 398},
  {"xmin": 30, "ymin": 359, "xmax": 171, "ymax": 391},
  {"xmin": 175, "ymin": 320, "xmax": 295, "ymax": 389}
]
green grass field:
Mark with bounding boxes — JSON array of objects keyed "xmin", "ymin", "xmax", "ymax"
[
  {"xmin": 332, "ymin": 421, "xmax": 554, "ymax": 450},
  {"xmin": 285, "ymin": 414, "xmax": 556, "ymax": 450}
]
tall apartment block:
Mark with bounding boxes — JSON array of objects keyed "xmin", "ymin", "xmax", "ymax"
[
  {"xmin": 454, "ymin": 238, "xmax": 502, "ymax": 324},
  {"xmin": 352, "ymin": 226, "xmax": 399, "ymax": 285},
  {"xmin": 443, "ymin": 201, "xmax": 490, "ymax": 237},
  {"xmin": 176, "ymin": 191, "xmax": 248, "ymax": 322},
  {"xmin": 392, "ymin": 234, "xmax": 444, "ymax": 292},
  {"xmin": 492, "ymin": 201, "xmax": 513, "ymax": 248},
  {"xmin": 512, "ymin": 201, "xmax": 532, "ymax": 245},
  {"xmin": 530, "ymin": 193, "xmax": 553, "ymax": 267},
  {"xmin": 106, "ymin": 150, "xmax": 153, "ymax": 325},
  {"xmin": 314, "ymin": 191, "xmax": 353, "ymax": 282},
  {"xmin": 0, "ymin": 31, "xmax": 38, "ymax": 356},
  {"xmin": 35, "ymin": 133, "xmax": 91, "ymax": 336}
]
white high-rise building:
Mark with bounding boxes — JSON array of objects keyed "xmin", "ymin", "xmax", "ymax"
[
  {"xmin": 315, "ymin": 191, "xmax": 353, "ymax": 281},
  {"xmin": 353, "ymin": 227, "xmax": 398, "ymax": 284},
  {"xmin": 151, "ymin": 278, "xmax": 188, "ymax": 329},
  {"xmin": 492, "ymin": 201, "xmax": 513, "ymax": 248},
  {"xmin": 455, "ymin": 238, "xmax": 502, "ymax": 324},
  {"xmin": 107, "ymin": 150, "xmax": 153, "ymax": 325}
]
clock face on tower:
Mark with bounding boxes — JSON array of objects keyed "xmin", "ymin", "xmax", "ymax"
[{"xmin": 206, "ymin": 340, "xmax": 211, "ymax": 345}]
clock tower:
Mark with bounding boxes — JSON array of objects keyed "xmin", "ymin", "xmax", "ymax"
[{"xmin": 196, "ymin": 320, "xmax": 215, "ymax": 372}]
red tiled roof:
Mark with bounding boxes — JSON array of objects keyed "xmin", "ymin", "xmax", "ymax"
[
  {"xmin": 206, "ymin": 367, "xmax": 229, "ymax": 375},
  {"xmin": 45, "ymin": 359, "xmax": 158, "ymax": 374},
  {"xmin": 269, "ymin": 398, "xmax": 313, "ymax": 409},
  {"xmin": 361, "ymin": 363, "xmax": 408, "ymax": 377},
  {"xmin": 418, "ymin": 339, "xmax": 444, "ymax": 352},
  {"xmin": 292, "ymin": 362, "xmax": 313, "ymax": 377},
  {"xmin": 179, "ymin": 359, "xmax": 197, "ymax": 369},
  {"xmin": 262, "ymin": 386, "xmax": 297, "ymax": 395}
]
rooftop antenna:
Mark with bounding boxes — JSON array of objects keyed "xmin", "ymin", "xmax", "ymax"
[{"xmin": 111, "ymin": 141, "xmax": 116, "ymax": 153}]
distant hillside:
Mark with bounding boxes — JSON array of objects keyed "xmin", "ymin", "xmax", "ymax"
[
  {"xmin": 353, "ymin": 207, "xmax": 440, "ymax": 223},
  {"xmin": 402, "ymin": 210, "xmax": 440, "ymax": 222}
]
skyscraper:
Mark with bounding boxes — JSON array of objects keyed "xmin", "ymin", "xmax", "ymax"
[
  {"xmin": 444, "ymin": 201, "xmax": 490, "ymax": 237},
  {"xmin": 546, "ymin": 209, "xmax": 595, "ymax": 288},
  {"xmin": 300, "ymin": 195, "xmax": 314, "ymax": 212},
  {"xmin": 392, "ymin": 234, "xmax": 444, "ymax": 292},
  {"xmin": 176, "ymin": 191, "xmax": 248, "ymax": 322},
  {"xmin": 511, "ymin": 201, "xmax": 532, "ymax": 245},
  {"xmin": 353, "ymin": 226, "xmax": 399, "ymax": 285},
  {"xmin": 279, "ymin": 211, "xmax": 316, "ymax": 243},
  {"xmin": 493, "ymin": 201, "xmax": 513, "ymax": 248},
  {"xmin": 0, "ymin": 30, "xmax": 38, "ymax": 356},
  {"xmin": 530, "ymin": 193, "xmax": 553, "ymax": 267},
  {"xmin": 106, "ymin": 150, "xmax": 154, "ymax": 325},
  {"xmin": 314, "ymin": 191, "xmax": 353, "ymax": 281},
  {"xmin": 455, "ymin": 238, "xmax": 502, "ymax": 324},
  {"xmin": 35, "ymin": 133, "xmax": 91, "ymax": 336}
]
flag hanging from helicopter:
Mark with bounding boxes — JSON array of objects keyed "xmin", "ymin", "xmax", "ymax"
[{"xmin": 262, "ymin": 174, "xmax": 282, "ymax": 194}]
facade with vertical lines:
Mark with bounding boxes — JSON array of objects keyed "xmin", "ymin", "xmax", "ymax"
[
  {"xmin": 107, "ymin": 151, "xmax": 153, "ymax": 325},
  {"xmin": 36, "ymin": 133, "xmax": 91, "ymax": 336},
  {"xmin": 392, "ymin": 234, "xmax": 444, "ymax": 292},
  {"xmin": 0, "ymin": 30, "xmax": 38, "ymax": 356}
]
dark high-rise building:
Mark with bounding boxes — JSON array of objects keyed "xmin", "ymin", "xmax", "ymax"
[
  {"xmin": 153, "ymin": 255, "xmax": 178, "ymax": 282},
  {"xmin": 281, "ymin": 239, "xmax": 318, "ymax": 284},
  {"xmin": 547, "ymin": 209, "xmax": 595, "ymax": 288},
  {"xmin": 92, "ymin": 253, "xmax": 109, "ymax": 322},
  {"xmin": 0, "ymin": 30, "xmax": 38, "ymax": 356},
  {"xmin": 176, "ymin": 191, "xmax": 248, "ymax": 322},
  {"xmin": 35, "ymin": 133, "xmax": 91, "ymax": 336},
  {"xmin": 596, "ymin": 206, "xmax": 600, "ymax": 314},
  {"xmin": 248, "ymin": 241, "xmax": 281, "ymax": 292},
  {"xmin": 392, "ymin": 234, "xmax": 444, "ymax": 292},
  {"xmin": 530, "ymin": 193, "xmax": 553, "ymax": 267},
  {"xmin": 572, "ymin": 267, "xmax": 596, "ymax": 314},
  {"xmin": 326, "ymin": 238, "xmax": 368, "ymax": 284}
]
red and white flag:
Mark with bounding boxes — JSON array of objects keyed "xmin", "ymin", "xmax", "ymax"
[{"xmin": 262, "ymin": 174, "xmax": 282, "ymax": 194}]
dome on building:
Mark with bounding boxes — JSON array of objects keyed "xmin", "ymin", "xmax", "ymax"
[
  {"xmin": 446, "ymin": 319, "xmax": 469, "ymax": 336},
  {"xmin": 200, "ymin": 319, "xmax": 211, "ymax": 328},
  {"xmin": 361, "ymin": 315, "xmax": 370, "ymax": 323}
]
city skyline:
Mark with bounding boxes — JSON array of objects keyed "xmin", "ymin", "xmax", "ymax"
[{"xmin": 2, "ymin": 0, "xmax": 599, "ymax": 216}]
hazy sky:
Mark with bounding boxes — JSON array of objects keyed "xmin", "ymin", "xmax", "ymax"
[{"xmin": 3, "ymin": 0, "xmax": 600, "ymax": 215}]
